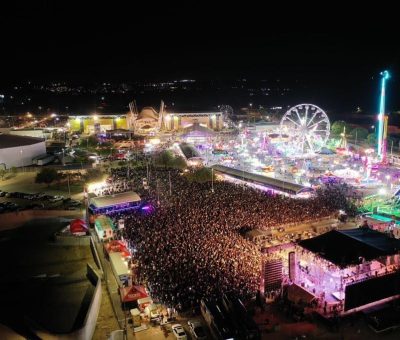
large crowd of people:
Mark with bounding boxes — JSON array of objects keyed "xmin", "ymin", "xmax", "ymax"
[{"xmin": 102, "ymin": 164, "xmax": 355, "ymax": 310}]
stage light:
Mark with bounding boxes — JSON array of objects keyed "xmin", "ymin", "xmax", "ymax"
[
  {"xmin": 87, "ymin": 180, "xmax": 107, "ymax": 193},
  {"xmin": 378, "ymin": 188, "xmax": 387, "ymax": 195}
]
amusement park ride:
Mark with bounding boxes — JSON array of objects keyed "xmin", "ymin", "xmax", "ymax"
[
  {"xmin": 361, "ymin": 70, "xmax": 400, "ymax": 218},
  {"xmin": 377, "ymin": 70, "xmax": 390, "ymax": 163},
  {"xmin": 279, "ymin": 103, "xmax": 330, "ymax": 154}
]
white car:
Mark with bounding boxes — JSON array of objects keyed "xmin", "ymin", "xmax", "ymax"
[
  {"xmin": 188, "ymin": 320, "xmax": 207, "ymax": 340},
  {"xmin": 49, "ymin": 195, "xmax": 64, "ymax": 202},
  {"xmin": 171, "ymin": 324, "xmax": 187, "ymax": 340}
]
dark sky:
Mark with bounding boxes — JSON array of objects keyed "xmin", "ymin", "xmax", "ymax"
[{"xmin": 1, "ymin": 1, "xmax": 399, "ymax": 109}]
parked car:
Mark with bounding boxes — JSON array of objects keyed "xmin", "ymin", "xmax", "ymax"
[
  {"xmin": 66, "ymin": 206, "xmax": 80, "ymax": 210},
  {"xmin": 33, "ymin": 192, "xmax": 46, "ymax": 199},
  {"xmin": 49, "ymin": 195, "xmax": 64, "ymax": 202},
  {"xmin": 172, "ymin": 324, "xmax": 187, "ymax": 340},
  {"xmin": 26, "ymin": 203, "xmax": 45, "ymax": 209},
  {"xmin": 187, "ymin": 321, "xmax": 207, "ymax": 340}
]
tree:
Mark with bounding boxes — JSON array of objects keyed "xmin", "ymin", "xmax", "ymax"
[
  {"xmin": 186, "ymin": 167, "xmax": 216, "ymax": 183},
  {"xmin": 331, "ymin": 121, "xmax": 352, "ymax": 136},
  {"xmin": 83, "ymin": 168, "xmax": 104, "ymax": 182},
  {"xmin": 154, "ymin": 150, "xmax": 174, "ymax": 168},
  {"xmin": 55, "ymin": 172, "xmax": 66, "ymax": 188},
  {"xmin": 367, "ymin": 133, "xmax": 376, "ymax": 146},
  {"xmin": 80, "ymin": 135, "xmax": 98, "ymax": 148},
  {"xmin": 350, "ymin": 127, "xmax": 368, "ymax": 141},
  {"xmin": 0, "ymin": 169, "xmax": 6, "ymax": 180},
  {"xmin": 35, "ymin": 168, "xmax": 59, "ymax": 187},
  {"xmin": 170, "ymin": 156, "xmax": 187, "ymax": 170},
  {"xmin": 10, "ymin": 167, "xmax": 17, "ymax": 177}
]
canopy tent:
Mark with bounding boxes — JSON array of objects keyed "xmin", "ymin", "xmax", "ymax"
[
  {"xmin": 90, "ymin": 191, "xmax": 141, "ymax": 210},
  {"xmin": 95, "ymin": 215, "xmax": 115, "ymax": 231},
  {"xmin": 104, "ymin": 240, "xmax": 131, "ymax": 258},
  {"xmin": 137, "ymin": 296, "xmax": 152, "ymax": 306},
  {"xmin": 120, "ymin": 285, "xmax": 148, "ymax": 303},
  {"xmin": 89, "ymin": 191, "xmax": 141, "ymax": 214},
  {"xmin": 299, "ymin": 228, "xmax": 400, "ymax": 268},
  {"xmin": 69, "ymin": 219, "xmax": 88, "ymax": 235}
]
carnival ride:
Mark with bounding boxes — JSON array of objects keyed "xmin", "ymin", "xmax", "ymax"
[
  {"xmin": 377, "ymin": 71, "xmax": 390, "ymax": 162},
  {"xmin": 361, "ymin": 182, "xmax": 400, "ymax": 218},
  {"xmin": 219, "ymin": 104, "xmax": 236, "ymax": 128},
  {"xmin": 279, "ymin": 104, "xmax": 330, "ymax": 154}
]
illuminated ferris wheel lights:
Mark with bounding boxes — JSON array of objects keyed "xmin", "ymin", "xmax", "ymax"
[{"xmin": 279, "ymin": 103, "xmax": 330, "ymax": 154}]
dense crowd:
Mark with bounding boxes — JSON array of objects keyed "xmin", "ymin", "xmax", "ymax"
[{"xmin": 104, "ymin": 166, "xmax": 354, "ymax": 310}]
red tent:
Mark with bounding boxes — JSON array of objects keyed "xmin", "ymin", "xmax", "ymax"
[
  {"xmin": 104, "ymin": 240, "xmax": 131, "ymax": 257},
  {"xmin": 120, "ymin": 285, "xmax": 148, "ymax": 303},
  {"xmin": 70, "ymin": 219, "xmax": 88, "ymax": 234}
]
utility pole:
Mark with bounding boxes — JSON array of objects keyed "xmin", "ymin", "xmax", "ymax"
[
  {"xmin": 391, "ymin": 140, "xmax": 394, "ymax": 158},
  {"xmin": 211, "ymin": 167, "xmax": 214, "ymax": 193},
  {"xmin": 67, "ymin": 173, "xmax": 71, "ymax": 197},
  {"xmin": 169, "ymin": 171, "xmax": 172, "ymax": 196},
  {"xmin": 156, "ymin": 179, "xmax": 160, "ymax": 206}
]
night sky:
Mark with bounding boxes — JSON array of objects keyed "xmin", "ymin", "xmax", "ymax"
[{"xmin": 1, "ymin": 2, "xmax": 399, "ymax": 111}]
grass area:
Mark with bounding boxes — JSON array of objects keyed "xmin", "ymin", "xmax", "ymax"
[{"xmin": 50, "ymin": 182, "xmax": 84, "ymax": 195}]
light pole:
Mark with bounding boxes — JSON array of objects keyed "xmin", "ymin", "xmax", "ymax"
[
  {"xmin": 169, "ymin": 171, "xmax": 172, "ymax": 196},
  {"xmin": 67, "ymin": 173, "xmax": 71, "ymax": 197},
  {"xmin": 20, "ymin": 149, "xmax": 24, "ymax": 172},
  {"xmin": 391, "ymin": 140, "xmax": 394, "ymax": 158},
  {"xmin": 211, "ymin": 168, "xmax": 214, "ymax": 193},
  {"xmin": 386, "ymin": 174, "xmax": 391, "ymax": 187},
  {"xmin": 156, "ymin": 179, "xmax": 160, "ymax": 206}
]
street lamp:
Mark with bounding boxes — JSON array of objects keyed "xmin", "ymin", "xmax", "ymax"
[
  {"xmin": 20, "ymin": 149, "xmax": 24, "ymax": 171},
  {"xmin": 211, "ymin": 168, "xmax": 214, "ymax": 193}
]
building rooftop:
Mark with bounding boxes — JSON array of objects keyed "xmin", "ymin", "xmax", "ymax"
[
  {"xmin": 90, "ymin": 191, "xmax": 141, "ymax": 209},
  {"xmin": 0, "ymin": 134, "xmax": 44, "ymax": 149},
  {"xmin": 299, "ymin": 228, "xmax": 400, "ymax": 268},
  {"xmin": 211, "ymin": 164, "xmax": 310, "ymax": 195}
]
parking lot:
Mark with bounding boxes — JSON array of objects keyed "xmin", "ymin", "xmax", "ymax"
[
  {"xmin": 0, "ymin": 190, "xmax": 82, "ymax": 213},
  {"xmin": 133, "ymin": 315, "xmax": 211, "ymax": 340}
]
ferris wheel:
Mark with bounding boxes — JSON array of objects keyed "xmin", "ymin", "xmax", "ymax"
[
  {"xmin": 219, "ymin": 105, "xmax": 235, "ymax": 127},
  {"xmin": 280, "ymin": 103, "xmax": 330, "ymax": 154}
]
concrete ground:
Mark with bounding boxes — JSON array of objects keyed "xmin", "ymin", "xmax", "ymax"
[
  {"xmin": 0, "ymin": 217, "xmax": 98, "ymax": 336},
  {"xmin": 93, "ymin": 283, "xmax": 120, "ymax": 340}
]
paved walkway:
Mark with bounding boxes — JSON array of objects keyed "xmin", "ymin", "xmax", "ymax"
[
  {"xmin": 93, "ymin": 283, "xmax": 120, "ymax": 340},
  {"xmin": 92, "ymin": 232, "xmax": 135, "ymax": 340}
]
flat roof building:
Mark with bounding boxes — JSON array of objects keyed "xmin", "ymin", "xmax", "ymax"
[
  {"xmin": 288, "ymin": 228, "xmax": 400, "ymax": 315},
  {"xmin": 89, "ymin": 191, "xmax": 141, "ymax": 214},
  {"xmin": 0, "ymin": 134, "xmax": 46, "ymax": 168}
]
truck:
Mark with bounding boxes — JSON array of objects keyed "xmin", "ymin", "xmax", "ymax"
[{"xmin": 32, "ymin": 154, "xmax": 55, "ymax": 166}]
